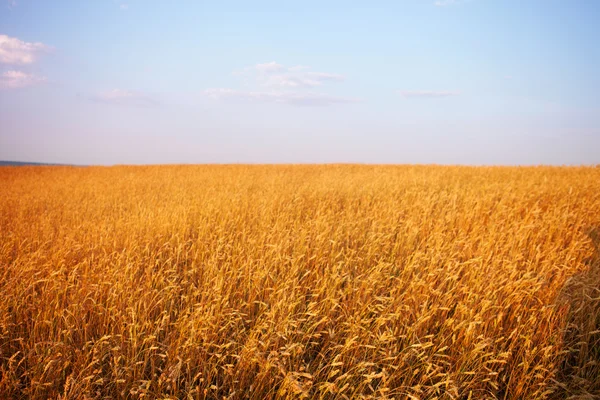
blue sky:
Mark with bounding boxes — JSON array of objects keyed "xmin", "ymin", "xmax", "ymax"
[{"xmin": 0, "ymin": 0, "xmax": 599, "ymax": 165}]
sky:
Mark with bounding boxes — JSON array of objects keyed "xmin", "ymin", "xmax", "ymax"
[{"xmin": 0, "ymin": 0, "xmax": 599, "ymax": 165}]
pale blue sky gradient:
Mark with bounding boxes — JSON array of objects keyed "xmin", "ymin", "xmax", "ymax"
[{"xmin": 1, "ymin": 0, "xmax": 599, "ymax": 165}]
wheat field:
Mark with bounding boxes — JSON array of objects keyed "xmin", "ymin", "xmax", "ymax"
[{"xmin": 0, "ymin": 165, "xmax": 599, "ymax": 399}]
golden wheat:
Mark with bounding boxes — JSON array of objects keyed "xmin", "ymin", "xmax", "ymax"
[{"xmin": 1, "ymin": 165, "xmax": 599, "ymax": 399}]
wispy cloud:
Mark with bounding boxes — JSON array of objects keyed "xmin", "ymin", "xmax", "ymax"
[
  {"xmin": 207, "ymin": 62, "xmax": 355, "ymax": 106},
  {"xmin": 0, "ymin": 34, "xmax": 51, "ymax": 65},
  {"xmin": 266, "ymin": 72, "xmax": 344, "ymax": 88},
  {"xmin": 399, "ymin": 90, "xmax": 461, "ymax": 98},
  {"xmin": 0, "ymin": 70, "xmax": 46, "ymax": 89},
  {"xmin": 255, "ymin": 61, "xmax": 285, "ymax": 74},
  {"xmin": 90, "ymin": 89, "xmax": 159, "ymax": 107},
  {"xmin": 242, "ymin": 62, "xmax": 345, "ymax": 88},
  {"xmin": 204, "ymin": 88, "xmax": 360, "ymax": 107},
  {"xmin": 0, "ymin": 35, "xmax": 50, "ymax": 90},
  {"xmin": 112, "ymin": 0, "xmax": 128, "ymax": 10}
]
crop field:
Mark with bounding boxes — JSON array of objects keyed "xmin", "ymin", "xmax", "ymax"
[{"xmin": 1, "ymin": 165, "xmax": 599, "ymax": 399}]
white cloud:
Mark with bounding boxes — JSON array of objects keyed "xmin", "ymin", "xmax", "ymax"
[
  {"xmin": 112, "ymin": 0, "xmax": 128, "ymax": 10},
  {"xmin": 0, "ymin": 70, "xmax": 46, "ymax": 89},
  {"xmin": 0, "ymin": 34, "xmax": 50, "ymax": 65},
  {"xmin": 204, "ymin": 88, "xmax": 360, "ymax": 107},
  {"xmin": 267, "ymin": 72, "xmax": 344, "ymax": 88},
  {"xmin": 399, "ymin": 90, "xmax": 460, "ymax": 98},
  {"xmin": 255, "ymin": 61, "xmax": 285, "ymax": 74},
  {"xmin": 288, "ymin": 65, "xmax": 310, "ymax": 72},
  {"xmin": 243, "ymin": 62, "xmax": 345, "ymax": 88},
  {"xmin": 209, "ymin": 62, "xmax": 354, "ymax": 106},
  {"xmin": 90, "ymin": 89, "xmax": 159, "ymax": 107}
]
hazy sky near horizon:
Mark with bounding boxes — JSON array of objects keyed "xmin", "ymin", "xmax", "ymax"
[{"xmin": 0, "ymin": 0, "xmax": 599, "ymax": 165}]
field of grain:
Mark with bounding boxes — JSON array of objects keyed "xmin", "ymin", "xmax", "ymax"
[{"xmin": 1, "ymin": 165, "xmax": 599, "ymax": 399}]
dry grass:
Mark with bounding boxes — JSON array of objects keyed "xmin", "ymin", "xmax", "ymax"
[{"xmin": 1, "ymin": 165, "xmax": 599, "ymax": 399}]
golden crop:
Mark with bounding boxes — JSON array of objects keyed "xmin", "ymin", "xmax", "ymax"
[{"xmin": 1, "ymin": 165, "xmax": 599, "ymax": 399}]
